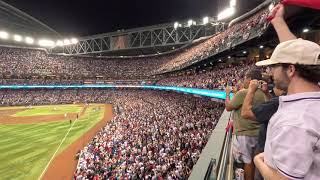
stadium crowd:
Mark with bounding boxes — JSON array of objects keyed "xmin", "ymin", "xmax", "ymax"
[
  {"xmin": 0, "ymin": 88, "xmax": 224, "ymax": 179},
  {"xmin": 157, "ymin": 60, "xmax": 255, "ymax": 90},
  {"xmin": 74, "ymin": 90, "xmax": 224, "ymax": 179},
  {"xmin": 2, "ymin": 3, "xmax": 320, "ymax": 180},
  {"xmin": 156, "ymin": 8, "xmax": 268, "ymax": 73},
  {"xmin": 0, "ymin": 7, "xmax": 270, "ymax": 86},
  {"xmin": 0, "ymin": 47, "xmax": 163, "ymax": 81},
  {"xmin": 0, "ymin": 89, "xmax": 123, "ymax": 106}
]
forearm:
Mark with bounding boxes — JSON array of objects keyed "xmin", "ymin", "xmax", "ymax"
[
  {"xmin": 271, "ymin": 18, "xmax": 297, "ymax": 43},
  {"xmin": 255, "ymin": 159, "xmax": 274, "ymax": 179},
  {"xmin": 225, "ymin": 94, "xmax": 232, "ymax": 111},
  {"xmin": 241, "ymin": 90, "xmax": 256, "ymax": 120},
  {"xmin": 255, "ymin": 160, "xmax": 288, "ymax": 180}
]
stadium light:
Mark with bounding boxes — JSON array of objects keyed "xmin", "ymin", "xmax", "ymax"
[
  {"xmin": 230, "ymin": 0, "xmax": 236, "ymax": 7},
  {"xmin": 0, "ymin": 31, "xmax": 9, "ymax": 39},
  {"xmin": 25, "ymin": 37, "xmax": 34, "ymax": 44},
  {"xmin": 13, "ymin": 34, "xmax": 23, "ymax": 42},
  {"xmin": 71, "ymin": 38, "xmax": 78, "ymax": 44},
  {"xmin": 259, "ymin": 45, "xmax": 264, "ymax": 49},
  {"xmin": 218, "ymin": 7, "xmax": 235, "ymax": 20},
  {"xmin": 228, "ymin": 56, "xmax": 231, "ymax": 59},
  {"xmin": 56, "ymin": 40, "xmax": 64, "ymax": 47},
  {"xmin": 203, "ymin": 17, "xmax": 209, "ymax": 25},
  {"xmin": 63, "ymin": 39, "xmax": 71, "ymax": 46},
  {"xmin": 188, "ymin": 19, "xmax": 193, "ymax": 27},
  {"xmin": 303, "ymin": 28, "xmax": 310, "ymax": 33},
  {"xmin": 174, "ymin": 22, "xmax": 179, "ymax": 29},
  {"xmin": 243, "ymin": 51, "xmax": 247, "ymax": 54},
  {"xmin": 38, "ymin": 39, "xmax": 55, "ymax": 47}
]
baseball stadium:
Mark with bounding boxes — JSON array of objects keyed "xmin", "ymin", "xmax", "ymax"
[{"xmin": 0, "ymin": 0, "xmax": 319, "ymax": 180}]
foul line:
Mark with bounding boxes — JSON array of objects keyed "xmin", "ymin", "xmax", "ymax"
[{"xmin": 37, "ymin": 117, "xmax": 79, "ymax": 180}]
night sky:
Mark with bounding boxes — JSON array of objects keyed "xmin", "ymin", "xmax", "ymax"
[{"xmin": 3, "ymin": 0, "xmax": 264, "ymax": 37}]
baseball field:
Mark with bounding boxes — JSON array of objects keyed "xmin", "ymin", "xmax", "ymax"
[{"xmin": 0, "ymin": 104, "xmax": 114, "ymax": 180}]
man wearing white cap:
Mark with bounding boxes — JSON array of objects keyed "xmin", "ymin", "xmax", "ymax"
[{"xmin": 254, "ymin": 4, "xmax": 320, "ymax": 180}]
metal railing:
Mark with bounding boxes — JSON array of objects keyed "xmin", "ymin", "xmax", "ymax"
[
  {"xmin": 216, "ymin": 119, "xmax": 233, "ymax": 180},
  {"xmin": 204, "ymin": 158, "xmax": 217, "ymax": 180}
]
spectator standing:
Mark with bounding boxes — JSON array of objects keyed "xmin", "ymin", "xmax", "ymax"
[
  {"xmin": 254, "ymin": 4, "xmax": 320, "ymax": 180},
  {"xmin": 241, "ymin": 80, "xmax": 285, "ymax": 180},
  {"xmin": 225, "ymin": 69, "xmax": 267, "ymax": 180}
]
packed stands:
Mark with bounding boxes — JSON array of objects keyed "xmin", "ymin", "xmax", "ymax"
[
  {"xmin": 0, "ymin": 47, "xmax": 163, "ymax": 81},
  {"xmin": 0, "ymin": 5, "xmax": 275, "ymax": 180},
  {"xmin": 155, "ymin": 8, "xmax": 269, "ymax": 73},
  {"xmin": 74, "ymin": 90, "xmax": 224, "ymax": 179},
  {"xmin": 0, "ymin": 88, "xmax": 224, "ymax": 179},
  {"xmin": 157, "ymin": 61, "xmax": 255, "ymax": 90},
  {"xmin": 0, "ymin": 7, "xmax": 270, "ymax": 86}
]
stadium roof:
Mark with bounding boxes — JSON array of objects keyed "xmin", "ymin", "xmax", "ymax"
[
  {"xmin": 0, "ymin": 0, "xmax": 60, "ymax": 38},
  {"xmin": 3, "ymin": 0, "xmax": 265, "ymax": 37}
]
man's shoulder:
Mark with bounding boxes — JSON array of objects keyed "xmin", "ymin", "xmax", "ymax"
[
  {"xmin": 238, "ymin": 89, "xmax": 248, "ymax": 93},
  {"xmin": 253, "ymin": 89, "xmax": 267, "ymax": 100},
  {"xmin": 235, "ymin": 89, "xmax": 248, "ymax": 96},
  {"xmin": 270, "ymin": 100, "xmax": 320, "ymax": 129}
]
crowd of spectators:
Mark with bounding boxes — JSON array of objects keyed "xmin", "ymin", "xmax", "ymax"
[
  {"xmin": 0, "ymin": 6, "xmax": 275, "ymax": 180},
  {"xmin": 0, "ymin": 7, "xmax": 269, "ymax": 85},
  {"xmin": 0, "ymin": 47, "xmax": 163, "ymax": 81},
  {"xmin": 157, "ymin": 61, "xmax": 256, "ymax": 90},
  {"xmin": 74, "ymin": 90, "xmax": 224, "ymax": 179},
  {"xmin": 0, "ymin": 89, "xmax": 115, "ymax": 106},
  {"xmin": 0, "ymin": 89, "xmax": 224, "ymax": 179},
  {"xmin": 155, "ymin": 8, "xmax": 269, "ymax": 73}
]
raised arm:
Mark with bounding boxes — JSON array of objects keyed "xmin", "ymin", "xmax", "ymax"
[
  {"xmin": 241, "ymin": 80, "xmax": 258, "ymax": 120},
  {"xmin": 270, "ymin": 4, "xmax": 297, "ymax": 43}
]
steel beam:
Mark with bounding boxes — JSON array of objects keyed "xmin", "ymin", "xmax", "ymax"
[{"xmin": 51, "ymin": 18, "xmax": 226, "ymax": 55}]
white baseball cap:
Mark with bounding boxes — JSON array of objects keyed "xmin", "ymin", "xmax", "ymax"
[{"xmin": 256, "ymin": 38, "xmax": 320, "ymax": 66}]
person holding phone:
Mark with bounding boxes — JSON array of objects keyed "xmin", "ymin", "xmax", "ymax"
[{"xmin": 225, "ymin": 69, "xmax": 267, "ymax": 180}]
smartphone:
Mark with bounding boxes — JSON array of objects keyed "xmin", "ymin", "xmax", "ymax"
[{"xmin": 258, "ymin": 80, "xmax": 265, "ymax": 89}]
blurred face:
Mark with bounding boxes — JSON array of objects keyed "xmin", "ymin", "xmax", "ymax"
[{"xmin": 269, "ymin": 64, "xmax": 290, "ymax": 91}]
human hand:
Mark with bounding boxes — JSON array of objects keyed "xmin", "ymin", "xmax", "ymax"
[
  {"xmin": 254, "ymin": 152, "xmax": 265, "ymax": 165},
  {"xmin": 261, "ymin": 81, "xmax": 269, "ymax": 94},
  {"xmin": 248, "ymin": 80, "xmax": 259, "ymax": 92},
  {"xmin": 226, "ymin": 86, "xmax": 232, "ymax": 95},
  {"xmin": 268, "ymin": 4, "xmax": 285, "ymax": 22}
]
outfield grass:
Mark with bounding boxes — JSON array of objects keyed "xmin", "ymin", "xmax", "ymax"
[
  {"xmin": 12, "ymin": 105, "xmax": 82, "ymax": 117},
  {"xmin": 0, "ymin": 104, "xmax": 106, "ymax": 180}
]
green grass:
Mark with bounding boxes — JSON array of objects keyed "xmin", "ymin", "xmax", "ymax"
[
  {"xmin": 13, "ymin": 105, "xmax": 82, "ymax": 117},
  {"xmin": 0, "ymin": 104, "xmax": 106, "ymax": 180}
]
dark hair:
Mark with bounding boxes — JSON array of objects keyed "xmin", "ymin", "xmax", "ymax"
[
  {"xmin": 245, "ymin": 69, "xmax": 262, "ymax": 80},
  {"xmin": 280, "ymin": 64, "xmax": 320, "ymax": 84},
  {"xmin": 294, "ymin": 65, "xmax": 320, "ymax": 84}
]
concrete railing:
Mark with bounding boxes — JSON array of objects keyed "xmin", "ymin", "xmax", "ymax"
[{"xmin": 189, "ymin": 110, "xmax": 231, "ymax": 180}]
